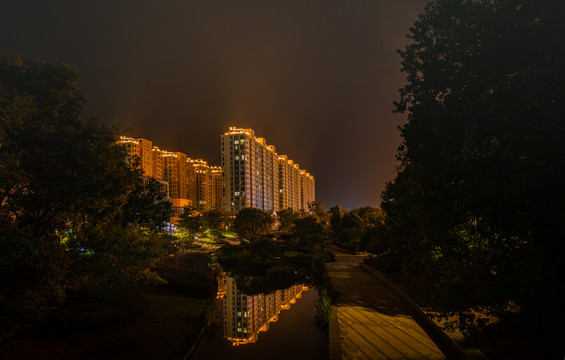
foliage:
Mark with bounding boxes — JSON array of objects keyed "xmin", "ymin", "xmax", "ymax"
[
  {"xmin": 202, "ymin": 209, "xmax": 228, "ymax": 234},
  {"xmin": 0, "ymin": 56, "xmax": 172, "ymax": 338},
  {"xmin": 245, "ymin": 235, "xmax": 278, "ymax": 257},
  {"xmin": 364, "ymin": 252, "xmax": 402, "ymax": 274},
  {"xmin": 233, "ymin": 207, "xmax": 273, "ymax": 242},
  {"xmin": 383, "ymin": 0, "xmax": 565, "ymax": 332},
  {"xmin": 353, "ymin": 207, "xmax": 385, "ymax": 229},
  {"xmin": 328, "ymin": 205, "xmax": 345, "ymax": 235},
  {"xmin": 359, "ymin": 226, "xmax": 390, "ymax": 255},
  {"xmin": 311, "ymin": 252, "xmax": 327, "ymax": 272},
  {"xmin": 308, "ymin": 199, "xmax": 330, "ymax": 227},
  {"xmin": 70, "ymin": 225, "xmax": 167, "ymax": 298},
  {"xmin": 338, "ymin": 212, "xmax": 363, "ymax": 243},
  {"xmin": 175, "ymin": 206, "xmax": 203, "ymax": 251},
  {"xmin": 0, "ymin": 231, "xmax": 70, "ymax": 340},
  {"xmin": 119, "ymin": 172, "xmax": 172, "ymax": 230},
  {"xmin": 183, "ymin": 270, "xmax": 210, "ymax": 283},
  {"xmin": 314, "ymin": 293, "xmax": 332, "ymax": 330},
  {"xmin": 329, "ymin": 206, "xmax": 386, "ymax": 250},
  {"xmin": 290, "ymin": 215, "xmax": 326, "ymax": 250},
  {"xmin": 177, "ymin": 206, "xmax": 203, "ymax": 237},
  {"xmin": 276, "ymin": 208, "xmax": 299, "ymax": 233}
]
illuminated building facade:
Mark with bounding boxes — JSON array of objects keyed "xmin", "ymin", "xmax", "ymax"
[
  {"xmin": 162, "ymin": 150, "xmax": 189, "ymax": 209},
  {"xmin": 188, "ymin": 161, "xmax": 224, "ymax": 212},
  {"xmin": 221, "ymin": 127, "xmax": 315, "ymax": 214},
  {"xmin": 117, "ymin": 136, "xmax": 223, "ymax": 219},
  {"xmin": 190, "ymin": 159, "xmax": 216, "ymax": 212},
  {"xmin": 210, "ymin": 166, "xmax": 223, "ymax": 212},
  {"xmin": 117, "ymin": 137, "xmax": 154, "ymax": 176},
  {"xmin": 219, "ymin": 274, "xmax": 306, "ymax": 346}
]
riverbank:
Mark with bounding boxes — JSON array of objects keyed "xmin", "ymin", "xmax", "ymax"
[
  {"xmin": 0, "ymin": 285, "xmax": 207, "ymax": 360},
  {"xmin": 362, "ymin": 257, "xmax": 561, "ymax": 359}
]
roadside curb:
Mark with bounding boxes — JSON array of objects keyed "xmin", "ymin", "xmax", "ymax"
[
  {"xmin": 329, "ymin": 304, "xmax": 341, "ymax": 360},
  {"xmin": 359, "ymin": 263, "xmax": 481, "ymax": 360},
  {"xmin": 323, "ymin": 267, "xmax": 342, "ymax": 360}
]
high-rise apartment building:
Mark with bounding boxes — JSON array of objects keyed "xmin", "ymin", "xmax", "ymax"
[
  {"xmin": 117, "ymin": 136, "xmax": 169, "ymax": 197},
  {"xmin": 117, "ymin": 136, "xmax": 152, "ymax": 174},
  {"xmin": 221, "ymin": 127, "xmax": 315, "ymax": 214},
  {"xmin": 191, "ymin": 159, "xmax": 212, "ymax": 212},
  {"xmin": 117, "ymin": 136, "xmax": 223, "ymax": 219},
  {"xmin": 162, "ymin": 150, "xmax": 190, "ymax": 209},
  {"xmin": 210, "ymin": 166, "xmax": 223, "ymax": 212}
]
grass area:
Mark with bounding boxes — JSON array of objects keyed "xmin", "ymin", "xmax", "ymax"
[
  {"xmin": 197, "ymin": 237, "xmax": 217, "ymax": 244},
  {"xmin": 222, "ymin": 231, "xmax": 237, "ymax": 239},
  {"xmin": 197, "ymin": 230, "xmax": 238, "ymax": 244},
  {"xmin": 0, "ymin": 286, "xmax": 207, "ymax": 360}
]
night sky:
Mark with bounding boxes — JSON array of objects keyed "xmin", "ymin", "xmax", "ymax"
[{"xmin": 1, "ymin": 0, "xmax": 430, "ymax": 210}]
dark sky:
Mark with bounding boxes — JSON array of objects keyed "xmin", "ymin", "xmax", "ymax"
[{"xmin": 1, "ymin": 0, "xmax": 430, "ymax": 210}]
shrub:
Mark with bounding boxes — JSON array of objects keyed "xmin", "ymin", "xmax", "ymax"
[
  {"xmin": 315, "ymin": 293, "xmax": 332, "ymax": 329},
  {"xmin": 311, "ymin": 252, "xmax": 327, "ymax": 272},
  {"xmin": 365, "ymin": 252, "xmax": 402, "ymax": 274}
]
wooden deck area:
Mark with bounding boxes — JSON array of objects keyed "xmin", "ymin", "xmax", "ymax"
[{"xmin": 326, "ymin": 251, "xmax": 446, "ymax": 360}]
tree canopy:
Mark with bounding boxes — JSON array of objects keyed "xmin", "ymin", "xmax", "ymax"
[
  {"xmin": 383, "ymin": 0, "xmax": 564, "ymax": 332},
  {"xmin": 233, "ymin": 208, "xmax": 274, "ymax": 242},
  {"xmin": 0, "ymin": 56, "xmax": 172, "ymax": 339}
]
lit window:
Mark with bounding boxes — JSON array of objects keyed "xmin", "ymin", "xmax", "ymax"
[
  {"xmin": 234, "ymin": 140, "xmax": 239, "ymax": 145},
  {"xmin": 235, "ymin": 192, "xmax": 240, "ymax": 196}
]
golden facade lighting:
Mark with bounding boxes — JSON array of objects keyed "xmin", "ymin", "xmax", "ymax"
[
  {"xmin": 220, "ymin": 274, "xmax": 306, "ymax": 346},
  {"xmin": 221, "ymin": 127, "xmax": 315, "ymax": 214},
  {"xmin": 117, "ymin": 136, "xmax": 221, "ymax": 222}
]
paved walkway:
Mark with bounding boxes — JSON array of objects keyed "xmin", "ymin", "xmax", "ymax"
[{"xmin": 326, "ymin": 251, "xmax": 446, "ymax": 360}]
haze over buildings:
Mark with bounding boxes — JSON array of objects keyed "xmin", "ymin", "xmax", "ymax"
[
  {"xmin": 118, "ymin": 127, "xmax": 315, "ymax": 217},
  {"xmin": 0, "ymin": 0, "xmax": 430, "ymax": 210}
]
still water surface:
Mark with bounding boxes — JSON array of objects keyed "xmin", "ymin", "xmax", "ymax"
[{"xmin": 190, "ymin": 275, "xmax": 328, "ymax": 360}]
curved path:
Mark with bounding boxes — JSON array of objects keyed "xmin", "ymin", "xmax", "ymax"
[{"xmin": 326, "ymin": 251, "xmax": 446, "ymax": 360}]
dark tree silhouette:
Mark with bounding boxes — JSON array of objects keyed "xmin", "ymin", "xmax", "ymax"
[
  {"xmin": 233, "ymin": 208, "xmax": 273, "ymax": 242},
  {"xmin": 0, "ymin": 56, "xmax": 171, "ymax": 339},
  {"xmin": 383, "ymin": 0, "xmax": 565, "ymax": 336}
]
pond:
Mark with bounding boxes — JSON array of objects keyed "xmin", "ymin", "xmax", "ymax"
[{"xmin": 190, "ymin": 274, "xmax": 328, "ymax": 360}]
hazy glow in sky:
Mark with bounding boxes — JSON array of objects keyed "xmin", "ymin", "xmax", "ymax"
[{"xmin": 1, "ymin": 0, "xmax": 430, "ymax": 209}]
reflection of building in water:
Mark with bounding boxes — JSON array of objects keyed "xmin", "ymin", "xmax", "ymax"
[
  {"xmin": 216, "ymin": 272, "xmax": 227, "ymax": 299},
  {"xmin": 220, "ymin": 275, "xmax": 307, "ymax": 346}
]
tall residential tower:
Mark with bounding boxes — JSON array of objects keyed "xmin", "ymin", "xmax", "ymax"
[
  {"xmin": 221, "ymin": 127, "xmax": 315, "ymax": 214},
  {"xmin": 117, "ymin": 136, "xmax": 223, "ymax": 217}
]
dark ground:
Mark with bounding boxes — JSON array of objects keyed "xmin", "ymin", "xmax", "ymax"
[{"xmin": 0, "ymin": 285, "xmax": 208, "ymax": 360}]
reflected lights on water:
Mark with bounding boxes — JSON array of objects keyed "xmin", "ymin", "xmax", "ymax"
[{"xmin": 216, "ymin": 274, "xmax": 308, "ymax": 346}]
